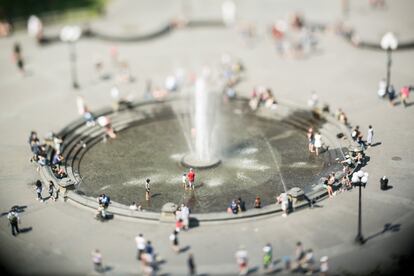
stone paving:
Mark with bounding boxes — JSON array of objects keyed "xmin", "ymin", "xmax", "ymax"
[{"xmin": 0, "ymin": 0, "xmax": 414, "ymax": 275}]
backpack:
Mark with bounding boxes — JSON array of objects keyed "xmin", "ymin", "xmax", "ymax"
[{"xmin": 9, "ymin": 213, "xmax": 17, "ymax": 223}]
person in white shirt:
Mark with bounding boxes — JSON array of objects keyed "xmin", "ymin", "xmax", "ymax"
[{"xmin": 135, "ymin": 234, "xmax": 146, "ymax": 260}]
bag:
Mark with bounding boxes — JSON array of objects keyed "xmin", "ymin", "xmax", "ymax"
[{"xmin": 9, "ymin": 213, "xmax": 17, "ymax": 223}]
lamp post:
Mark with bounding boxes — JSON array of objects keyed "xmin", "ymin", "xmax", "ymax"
[
  {"xmin": 351, "ymin": 170, "xmax": 368, "ymax": 244},
  {"xmin": 60, "ymin": 26, "xmax": 82, "ymax": 89},
  {"xmin": 380, "ymin": 32, "xmax": 398, "ymax": 93}
]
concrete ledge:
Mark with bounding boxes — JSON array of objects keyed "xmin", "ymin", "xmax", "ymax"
[{"xmin": 38, "ymin": 96, "xmax": 350, "ymax": 223}]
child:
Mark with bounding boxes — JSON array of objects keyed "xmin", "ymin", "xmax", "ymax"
[
  {"xmin": 182, "ymin": 173, "xmax": 187, "ymax": 189},
  {"xmin": 48, "ymin": 181, "xmax": 56, "ymax": 201}
]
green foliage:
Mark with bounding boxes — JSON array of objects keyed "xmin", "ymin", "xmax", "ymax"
[{"xmin": 0, "ymin": 0, "xmax": 106, "ymax": 21}]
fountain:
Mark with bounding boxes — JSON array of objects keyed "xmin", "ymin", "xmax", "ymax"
[{"xmin": 181, "ymin": 76, "xmax": 221, "ymax": 169}]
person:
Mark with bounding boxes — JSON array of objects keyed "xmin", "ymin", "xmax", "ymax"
[
  {"xmin": 182, "ymin": 173, "xmax": 187, "ymax": 189},
  {"xmin": 263, "ymin": 243, "xmax": 273, "ymax": 271},
  {"xmin": 97, "ymin": 116, "xmax": 116, "ymax": 139},
  {"xmin": 235, "ymin": 246, "xmax": 248, "ymax": 275},
  {"xmin": 277, "ymin": 192, "xmax": 290, "ymax": 217},
  {"xmin": 145, "ymin": 240, "xmax": 154, "ymax": 257},
  {"xmin": 327, "ymin": 173, "xmax": 336, "ymax": 197},
  {"xmin": 176, "ymin": 218, "xmax": 184, "ymax": 232},
  {"xmin": 295, "ymin": 241, "xmax": 305, "ymax": 267},
  {"xmin": 92, "ymin": 249, "xmax": 103, "ymax": 273},
  {"xmin": 141, "ymin": 251, "xmax": 154, "ymax": 276},
  {"xmin": 135, "ymin": 234, "xmax": 146, "ymax": 260},
  {"xmin": 110, "ymin": 86, "xmax": 121, "ymax": 111},
  {"xmin": 228, "ymin": 199, "xmax": 238, "ymax": 214},
  {"xmin": 377, "ymin": 78, "xmax": 387, "ymax": 98},
  {"xmin": 129, "ymin": 201, "xmax": 142, "ymax": 211},
  {"xmin": 319, "ymin": 256, "xmax": 329, "ymax": 276},
  {"xmin": 387, "ymin": 85, "xmax": 396, "ymax": 106},
  {"xmin": 351, "ymin": 125, "xmax": 360, "ymax": 141},
  {"xmin": 307, "ymin": 127, "xmax": 315, "ymax": 153},
  {"xmin": 52, "ymin": 153, "xmax": 64, "ymax": 168},
  {"xmin": 237, "ymin": 197, "xmax": 246, "ymax": 212},
  {"xmin": 7, "ymin": 208, "xmax": 20, "ymax": 236},
  {"xmin": 100, "ymin": 194, "xmax": 110, "ymax": 208},
  {"xmin": 314, "ymin": 132, "xmax": 322, "ymax": 156},
  {"xmin": 307, "ymin": 92, "xmax": 318, "ymax": 109},
  {"xmin": 27, "ymin": 15, "xmax": 43, "ymax": 43},
  {"xmin": 380, "ymin": 176, "xmax": 389, "ymax": 190},
  {"xmin": 340, "ymin": 176, "xmax": 352, "ymax": 191},
  {"xmin": 180, "ymin": 204, "xmax": 190, "ymax": 230},
  {"xmin": 77, "ymin": 96, "xmax": 96, "ymax": 127},
  {"xmin": 13, "ymin": 42, "xmax": 25, "ymax": 75},
  {"xmin": 35, "ymin": 180, "xmax": 43, "ymax": 202},
  {"xmin": 48, "ymin": 181, "xmax": 57, "ymax": 201},
  {"xmin": 254, "ymin": 196, "xmax": 261, "ymax": 208},
  {"xmin": 188, "ymin": 253, "xmax": 196, "ymax": 276},
  {"xmin": 400, "ymin": 86, "xmax": 410, "ymax": 107},
  {"xmin": 28, "ymin": 131, "xmax": 39, "ymax": 146},
  {"xmin": 187, "ymin": 168, "xmax": 195, "ymax": 190},
  {"xmin": 367, "ymin": 125, "xmax": 374, "ymax": 147},
  {"xmin": 169, "ymin": 230, "xmax": 179, "ymax": 253},
  {"xmin": 145, "ymin": 178, "xmax": 151, "ymax": 201},
  {"xmin": 302, "ymin": 249, "xmax": 315, "ymax": 274}
]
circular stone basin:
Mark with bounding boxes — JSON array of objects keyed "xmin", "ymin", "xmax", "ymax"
[
  {"xmin": 79, "ymin": 99, "xmax": 335, "ymax": 213},
  {"xmin": 181, "ymin": 154, "xmax": 221, "ymax": 169}
]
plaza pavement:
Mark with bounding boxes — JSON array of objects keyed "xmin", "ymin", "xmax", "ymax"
[{"xmin": 0, "ymin": 0, "xmax": 414, "ymax": 275}]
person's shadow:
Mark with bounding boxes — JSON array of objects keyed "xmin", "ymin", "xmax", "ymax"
[{"xmin": 19, "ymin": 227, "xmax": 33, "ymax": 234}]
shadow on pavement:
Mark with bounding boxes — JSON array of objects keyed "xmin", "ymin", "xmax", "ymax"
[
  {"xmin": 189, "ymin": 217, "xmax": 199, "ymax": 229},
  {"xmin": 371, "ymin": 142, "xmax": 382, "ymax": 147},
  {"xmin": 0, "ymin": 205, "xmax": 28, "ymax": 217},
  {"xmin": 19, "ymin": 227, "xmax": 33, "ymax": 234},
  {"xmin": 179, "ymin": 245, "xmax": 191, "ymax": 254},
  {"xmin": 247, "ymin": 266, "xmax": 259, "ymax": 275},
  {"xmin": 364, "ymin": 223, "xmax": 401, "ymax": 243}
]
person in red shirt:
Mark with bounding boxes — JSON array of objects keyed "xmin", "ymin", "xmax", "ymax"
[
  {"xmin": 187, "ymin": 168, "xmax": 195, "ymax": 190},
  {"xmin": 400, "ymin": 86, "xmax": 410, "ymax": 107}
]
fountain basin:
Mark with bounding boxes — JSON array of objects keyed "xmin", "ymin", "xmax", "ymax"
[{"xmin": 181, "ymin": 154, "xmax": 221, "ymax": 169}]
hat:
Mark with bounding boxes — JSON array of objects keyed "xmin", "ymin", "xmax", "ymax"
[{"xmin": 320, "ymin": 256, "xmax": 328, "ymax": 262}]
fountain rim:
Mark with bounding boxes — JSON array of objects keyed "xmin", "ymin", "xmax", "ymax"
[{"xmin": 42, "ymin": 96, "xmax": 352, "ymax": 223}]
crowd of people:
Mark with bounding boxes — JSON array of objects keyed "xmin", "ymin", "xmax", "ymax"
[
  {"xmin": 249, "ymin": 85, "xmax": 278, "ymax": 111},
  {"xmin": 377, "ymin": 79, "xmax": 412, "ymax": 107},
  {"xmin": 270, "ymin": 12, "xmax": 318, "ymax": 58},
  {"xmin": 235, "ymin": 241, "xmax": 329, "ymax": 276}
]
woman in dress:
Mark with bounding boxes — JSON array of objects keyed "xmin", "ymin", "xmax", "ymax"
[{"xmin": 314, "ymin": 132, "xmax": 322, "ymax": 156}]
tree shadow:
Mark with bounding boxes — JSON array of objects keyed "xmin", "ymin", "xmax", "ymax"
[{"xmin": 364, "ymin": 223, "xmax": 401, "ymax": 243}]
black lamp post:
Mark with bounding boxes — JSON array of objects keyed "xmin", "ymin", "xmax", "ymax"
[
  {"xmin": 60, "ymin": 26, "xmax": 82, "ymax": 89},
  {"xmin": 380, "ymin": 32, "xmax": 398, "ymax": 93},
  {"xmin": 352, "ymin": 170, "xmax": 368, "ymax": 245}
]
